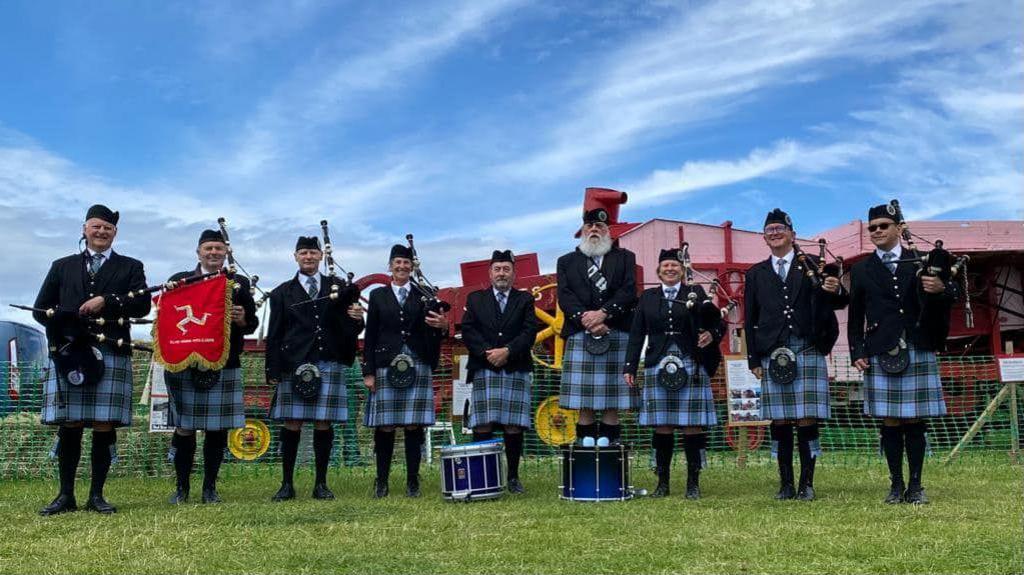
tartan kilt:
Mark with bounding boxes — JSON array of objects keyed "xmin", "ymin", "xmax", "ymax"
[
  {"xmin": 269, "ymin": 361, "xmax": 349, "ymax": 422},
  {"xmin": 760, "ymin": 336, "xmax": 831, "ymax": 421},
  {"xmin": 639, "ymin": 346, "xmax": 717, "ymax": 428},
  {"xmin": 560, "ymin": 330, "xmax": 638, "ymax": 411},
  {"xmin": 363, "ymin": 347, "xmax": 435, "ymax": 427},
  {"xmin": 41, "ymin": 353, "xmax": 133, "ymax": 427},
  {"xmin": 165, "ymin": 367, "xmax": 245, "ymax": 431},
  {"xmin": 864, "ymin": 344, "xmax": 946, "ymax": 418},
  {"xmin": 467, "ymin": 369, "xmax": 533, "ymax": 429}
]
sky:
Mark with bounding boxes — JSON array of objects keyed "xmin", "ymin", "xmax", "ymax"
[{"xmin": 1, "ymin": 0, "xmax": 1022, "ymax": 328}]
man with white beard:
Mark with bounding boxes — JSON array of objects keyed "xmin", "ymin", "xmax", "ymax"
[{"xmin": 556, "ymin": 208, "xmax": 639, "ymax": 445}]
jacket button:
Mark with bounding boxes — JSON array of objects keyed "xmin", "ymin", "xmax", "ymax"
[
  {"xmin": 788, "ymin": 325, "xmax": 794, "ymax": 329},
  {"xmin": 498, "ymin": 332, "xmax": 503, "ymax": 336}
]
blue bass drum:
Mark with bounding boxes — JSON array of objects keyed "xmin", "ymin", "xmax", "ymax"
[
  {"xmin": 440, "ymin": 439, "xmax": 505, "ymax": 501},
  {"xmin": 560, "ymin": 444, "xmax": 633, "ymax": 501}
]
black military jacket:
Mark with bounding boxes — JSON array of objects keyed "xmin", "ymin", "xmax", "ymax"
[
  {"xmin": 460, "ymin": 287, "xmax": 539, "ymax": 381},
  {"xmin": 361, "ymin": 283, "xmax": 445, "ymax": 376},
  {"xmin": 265, "ymin": 273, "xmax": 364, "ymax": 380},
  {"xmin": 556, "ymin": 246, "xmax": 637, "ymax": 337},
  {"xmin": 624, "ymin": 284, "xmax": 724, "ymax": 378},
  {"xmin": 743, "ymin": 253, "xmax": 849, "ymax": 369},
  {"xmin": 34, "ymin": 251, "xmax": 151, "ymax": 356}
]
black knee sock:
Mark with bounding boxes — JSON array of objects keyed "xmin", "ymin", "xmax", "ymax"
[
  {"xmin": 599, "ymin": 422, "xmax": 621, "ymax": 443},
  {"xmin": 682, "ymin": 433, "xmax": 706, "ymax": 481},
  {"xmin": 903, "ymin": 422, "xmax": 927, "ymax": 489},
  {"xmin": 374, "ymin": 428, "xmax": 396, "ymax": 481},
  {"xmin": 652, "ymin": 432, "xmax": 674, "ymax": 481},
  {"xmin": 771, "ymin": 423, "xmax": 795, "ymax": 486},
  {"xmin": 796, "ymin": 424, "xmax": 820, "ymax": 488},
  {"xmin": 173, "ymin": 433, "xmax": 197, "ymax": 491},
  {"xmin": 880, "ymin": 425, "xmax": 904, "ymax": 487},
  {"xmin": 89, "ymin": 430, "xmax": 116, "ymax": 497},
  {"xmin": 203, "ymin": 431, "xmax": 227, "ymax": 491},
  {"xmin": 313, "ymin": 427, "xmax": 334, "ymax": 485},
  {"xmin": 576, "ymin": 422, "xmax": 598, "ymax": 442},
  {"xmin": 404, "ymin": 428, "xmax": 425, "ymax": 483},
  {"xmin": 57, "ymin": 426, "xmax": 83, "ymax": 497},
  {"xmin": 279, "ymin": 428, "xmax": 301, "ymax": 486},
  {"xmin": 472, "ymin": 430, "xmax": 495, "ymax": 442},
  {"xmin": 505, "ymin": 432, "xmax": 524, "ymax": 480}
]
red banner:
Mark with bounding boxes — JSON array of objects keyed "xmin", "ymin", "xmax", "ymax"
[{"xmin": 152, "ymin": 274, "xmax": 233, "ymax": 372}]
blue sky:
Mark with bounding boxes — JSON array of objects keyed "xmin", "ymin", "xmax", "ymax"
[{"xmin": 1, "ymin": 0, "xmax": 1022, "ymax": 322}]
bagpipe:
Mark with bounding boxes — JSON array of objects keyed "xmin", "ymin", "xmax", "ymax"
[
  {"xmin": 887, "ymin": 199, "xmax": 973, "ymax": 328},
  {"xmin": 405, "ymin": 233, "xmax": 452, "ymax": 314},
  {"xmin": 679, "ymin": 242, "xmax": 737, "ymax": 331},
  {"xmin": 291, "ymin": 219, "xmax": 361, "ymax": 308},
  {"xmin": 217, "ymin": 217, "xmax": 271, "ymax": 309},
  {"xmin": 792, "ymin": 238, "xmax": 846, "ymax": 294}
]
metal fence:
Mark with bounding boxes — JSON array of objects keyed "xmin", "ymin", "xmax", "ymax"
[{"xmin": 0, "ymin": 351, "xmax": 1017, "ymax": 479}]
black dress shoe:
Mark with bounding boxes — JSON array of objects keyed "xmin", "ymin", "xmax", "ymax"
[
  {"xmin": 885, "ymin": 482, "xmax": 905, "ymax": 504},
  {"xmin": 39, "ymin": 494, "xmax": 77, "ymax": 516},
  {"xmin": 85, "ymin": 494, "xmax": 117, "ymax": 514},
  {"xmin": 775, "ymin": 484, "xmax": 796, "ymax": 500},
  {"xmin": 685, "ymin": 480, "xmax": 701, "ymax": 500},
  {"xmin": 201, "ymin": 487, "xmax": 222, "ymax": 504},
  {"xmin": 903, "ymin": 486, "xmax": 930, "ymax": 505},
  {"xmin": 312, "ymin": 483, "xmax": 335, "ymax": 500},
  {"xmin": 406, "ymin": 478, "xmax": 421, "ymax": 498},
  {"xmin": 650, "ymin": 481, "xmax": 670, "ymax": 498},
  {"xmin": 168, "ymin": 488, "xmax": 190, "ymax": 505},
  {"xmin": 796, "ymin": 485, "xmax": 815, "ymax": 501},
  {"xmin": 373, "ymin": 478, "xmax": 389, "ymax": 499},
  {"xmin": 507, "ymin": 477, "xmax": 526, "ymax": 494},
  {"xmin": 271, "ymin": 483, "xmax": 296, "ymax": 502}
]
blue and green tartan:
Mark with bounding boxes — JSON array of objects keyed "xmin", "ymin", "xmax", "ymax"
[
  {"xmin": 165, "ymin": 367, "xmax": 245, "ymax": 431},
  {"xmin": 864, "ymin": 344, "xmax": 946, "ymax": 418},
  {"xmin": 363, "ymin": 346, "xmax": 435, "ymax": 427},
  {"xmin": 639, "ymin": 345, "xmax": 717, "ymax": 427},
  {"xmin": 560, "ymin": 330, "xmax": 638, "ymax": 411},
  {"xmin": 270, "ymin": 360, "xmax": 350, "ymax": 422},
  {"xmin": 41, "ymin": 353, "xmax": 133, "ymax": 427},
  {"xmin": 760, "ymin": 335, "xmax": 831, "ymax": 420},
  {"xmin": 467, "ymin": 370, "xmax": 533, "ymax": 429}
]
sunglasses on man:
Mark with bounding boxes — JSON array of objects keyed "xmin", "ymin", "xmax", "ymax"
[{"xmin": 867, "ymin": 223, "xmax": 893, "ymax": 233}]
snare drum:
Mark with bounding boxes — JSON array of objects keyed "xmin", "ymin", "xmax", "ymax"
[
  {"xmin": 560, "ymin": 444, "xmax": 633, "ymax": 501},
  {"xmin": 440, "ymin": 439, "xmax": 505, "ymax": 501}
]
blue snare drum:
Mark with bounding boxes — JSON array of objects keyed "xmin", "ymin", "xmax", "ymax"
[
  {"xmin": 560, "ymin": 444, "xmax": 633, "ymax": 501},
  {"xmin": 440, "ymin": 439, "xmax": 505, "ymax": 501}
]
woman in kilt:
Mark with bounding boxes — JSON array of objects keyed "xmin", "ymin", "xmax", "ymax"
[
  {"xmin": 34, "ymin": 204, "xmax": 151, "ymax": 515},
  {"xmin": 624, "ymin": 249, "xmax": 723, "ymax": 499},
  {"xmin": 744, "ymin": 209, "xmax": 848, "ymax": 501},
  {"xmin": 165, "ymin": 229, "xmax": 258, "ymax": 504},
  {"xmin": 459, "ymin": 250, "xmax": 539, "ymax": 494},
  {"xmin": 362, "ymin": 244, "xmax": 448, "ymax": 498},
  {"xmin": 849, "ymin": 204, "xmax": 956, "ymax": 505},
  {"xmin": 556, "ymin": 208, "xmax": 639, "ymax": 445},
  {"xmin": 265, "ymin": 236, "xmax": 365, "ymax": 502}
]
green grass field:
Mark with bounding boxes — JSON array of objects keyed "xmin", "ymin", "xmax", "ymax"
[{"xmin": 1, "ymin": 455, "xmax": 1021, "ymax": 575}]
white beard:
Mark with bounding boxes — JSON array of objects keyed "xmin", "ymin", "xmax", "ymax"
[{"xmin": 578, "ymin": 234, "xmax": 613, "ymax": 258}]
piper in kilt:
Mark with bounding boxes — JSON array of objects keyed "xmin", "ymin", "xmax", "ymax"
[
  {"xmin": 265, "ymin": 235, "xmax": 365, "ymax": 502},
  {"xmin": 165, "ymin": 229, "xmax": 258, "ymax": 505},
  {"xmin": 459, "ymin": 250, "xmax": 539, "ymax": 494},
  {"xmin": 624, "ymin": 249, "xmax": 723, "ymax": 499},
  {"xmin": 33, "ymin": 204, "xmax": 151, "ymax": 515},
  {"xmin": 362, "ymin": 244, "xmax": 448, "ymax": 498},
  {"xmin": 744, "ymin": 208, "xmax": 849, "ymax": 501},
  {"xmin": 849, "ymin": 203, "xmax": 957, "ymax": 505},
  {"xmin": 557, "ymin": 207, "xmax": 638, "ymax": 446}
]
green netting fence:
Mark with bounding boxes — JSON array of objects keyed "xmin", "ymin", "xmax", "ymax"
[{"xmin": 0, "ymin": 348, "xmax": 1019, "ymax": 479}]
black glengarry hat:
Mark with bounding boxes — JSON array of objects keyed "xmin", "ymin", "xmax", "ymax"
[
  {"xmin": 658, "ymin": 248, "xmax": 683, "ymax": 263},
  {"xmin": 389, "ymin": 244, "xmax": 413, "ymax": 261},
  {"xmin": 764, "ymin": 208, "xmax": 792, "ymax": 229},
  {"xmin": 295, "ymin": 236, "xmax": 321, "ymax": 251},
  {"xmin": 490, "ymin": 250, "xmax": 514, "ymax": 264},
  {"xmin": 85, "ymin": 204, "xmax": 119, "ymax": 225},
  {"xmin": 198, "ymin": 229, "xmax": 225, "ymax": 246}
]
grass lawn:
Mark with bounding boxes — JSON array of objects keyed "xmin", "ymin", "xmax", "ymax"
[{"xmin": 1, "ymin": 454, "xmax": 1020, "ymax": 575}]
